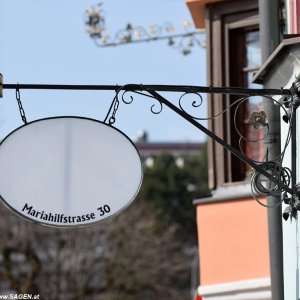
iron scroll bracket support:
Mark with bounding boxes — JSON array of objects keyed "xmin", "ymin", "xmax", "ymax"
[
  {"xmin": 1, "ymin": 82, "xmax": 298, "ymax": 202},
  {"xmin": 146, "ymin": 89, "xmax": 294, "ymax": 195}
]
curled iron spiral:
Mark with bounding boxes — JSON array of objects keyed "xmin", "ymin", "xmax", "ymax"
[
  {"xmin": 121, "ymin": 90, "xmax": 134, "ymax": 105},
  {"xmin": 178, "ymin": 93, "xmax": 255, "ymax": 121},
  {"xmin": 104, "ymin": 85, "xmax": 164, "ymax": 124},
  {"xmin": 178, "ymin": 92, "xmax": 203, "ymax": 119},
  {"xmin": 121, "ymin": 90, "xmax": 163, "ymax": 114},
  {"xmin": 150, "ymin": 100, "xmax": 163, "ymax": 114},
  {"xmin": 251, "ymin": 161, "xmax": 292, "ymax": 208}
]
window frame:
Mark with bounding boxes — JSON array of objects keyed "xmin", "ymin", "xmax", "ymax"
[{"xmin": 205, "ymin": 0, "xmax": 259, "ymax": 189}]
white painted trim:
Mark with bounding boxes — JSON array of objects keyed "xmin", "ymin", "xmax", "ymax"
[
  {"xmin": 193, "ymin": 183, "xmax": 254, "ymax": 205},
  {"xmin": 197, "ymin": 278, "xmax": 271, "ymax": 300}
]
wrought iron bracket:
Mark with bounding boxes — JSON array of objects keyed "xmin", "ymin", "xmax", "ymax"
[{"xmin": 2, "ymin": 80, "xmax": 299, "ymax": 213}]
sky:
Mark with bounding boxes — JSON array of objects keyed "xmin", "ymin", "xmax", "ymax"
[{"xmin": 0, "ymin": 0, "xmax": 207, "ymax": 142}]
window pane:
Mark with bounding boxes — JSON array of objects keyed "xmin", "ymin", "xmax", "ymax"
[
  {"xmin": 246, "ymin": 30, "xmax": 261, "ymax": 70},
  {"xmin": 244, "ymin": 31, "xmax": 264, "ymax": 164}
]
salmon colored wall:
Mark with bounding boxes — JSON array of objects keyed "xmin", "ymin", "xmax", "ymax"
[
  {"xmin": 289, "ymin": 0, "xmax": 300, "ymax": 33},
  {"xmin": 197, "ymin": 198, "xmax": 270, "ymax": 285}
]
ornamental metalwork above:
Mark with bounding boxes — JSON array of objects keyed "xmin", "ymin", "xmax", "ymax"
[
  {"xmin": 1, "ymin": 75, "xmax": 300, "ymax": 220},
  {"xmin": 84, "ymin": 3, "xmax": 205, "ymax": 56}
]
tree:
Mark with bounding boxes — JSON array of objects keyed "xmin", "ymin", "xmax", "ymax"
[
  {"xmin": 0, "ymin": 202, "xmax": 195, "ymax": 300},
  {"xmin": 99, "ymin": 201, "xmax": 193, "ymax": 300},
  {"xmin": 98, "ymin": 147, "xmax": 209, "ymax": 300},
  {"xmin": 0, "ymin": 205, "xmax": 109, "ymax": 299},
  {"xmin": 137, "ymin": 148, "xmax": 209, "ymax": 239}
]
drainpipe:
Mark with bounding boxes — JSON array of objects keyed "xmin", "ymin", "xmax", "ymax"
[{"xmin": 258, "ymin": 1, "xmax": 284, "ymax": 299}]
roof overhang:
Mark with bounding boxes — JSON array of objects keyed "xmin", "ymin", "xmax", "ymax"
[
  {"xmin": 252, "ymin": 36, "xmax": 300, "ymax": 85},
  {"xmin": 186, "ymin": 0, "xmax": 227, "ymax": 29}
]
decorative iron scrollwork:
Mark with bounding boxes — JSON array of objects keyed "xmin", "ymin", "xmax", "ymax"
[
  {"xmin": 3, "ymin": 80, "xmax": 300, "ymax": 218},
  {"xmin": 84, "ymin": 3, "xmax": 205, "ymax": 56},
  {"xmin": 105, "ymin": 85, "xmax": 295, "ymax": 213},
  {"xmin": 248, "ymin": 111, "xmax": 268, "ymax": 129},
  {"xmin": 178, "ymin": 92, "xmax": 204, "ymax": 120},
  {"xmin": 118, "ymin": 87, "xmax": 163, "ymax": 115}
]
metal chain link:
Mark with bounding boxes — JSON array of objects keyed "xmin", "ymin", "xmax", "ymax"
[
  {"xmin": 15, "ymin": 86, "xmax": 27, "ymax": 124},
  {"xmin": 109, "ymin": 97, "xmax": 119, "ymax": 125}
]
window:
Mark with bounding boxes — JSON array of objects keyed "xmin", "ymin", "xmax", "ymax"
[
  {"xmin": 229, "ymin": 27, "xmax": 263, "ymax": 181},
  {"xmin": 206, "ymin": 0, "xmax": 260, "ymax": 188}
]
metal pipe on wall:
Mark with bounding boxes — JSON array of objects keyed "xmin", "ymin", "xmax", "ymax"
[{"xmin": 258, "ymin": 0, "xmax": 284, "ymax": 299}]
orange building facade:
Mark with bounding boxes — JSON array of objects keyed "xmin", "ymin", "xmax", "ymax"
[
  {"xmin": 197, "ymin": 198, "xmax": 269, "ymax": 285},
  {"xmin": 186, "ymin": 0, "xmax": 271, "ymax": 298}
]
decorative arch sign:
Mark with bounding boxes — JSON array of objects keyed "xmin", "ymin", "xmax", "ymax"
[{"xmin": 0, "ymin": 117, "xmax": 143, "ymax": 227}]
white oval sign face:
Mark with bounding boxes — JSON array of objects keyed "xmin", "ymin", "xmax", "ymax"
[{"xmin": 0, "ymin": 117, "xmax": 143, "ymax": 227}]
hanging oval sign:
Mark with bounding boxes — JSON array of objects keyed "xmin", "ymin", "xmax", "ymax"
[{"xmin": 0, "ymin": 117, "xmax": 143, "ymax": 227}]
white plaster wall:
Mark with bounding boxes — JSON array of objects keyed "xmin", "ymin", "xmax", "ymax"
[
  {"xmin": 259, "ymin": 39, "xmax": 300, "ymax": 300},
  {"xmin": 282, "ymin": 107, "xmax": 299, "ymax": 300}
]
